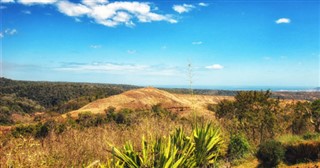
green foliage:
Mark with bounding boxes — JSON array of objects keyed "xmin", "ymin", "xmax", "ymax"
[
  {"xmin": 215, "ymin": 99, "xmax": 234, "ymax": 118},
  {"xmin": 191, "ymin": 123, "xmax": 224, "ymax": 167},
  {"xmin": 291, "ymin": 101, "xmax": 311, "ymax": 135},
  {"xmin": 0, "ymin": 94, "xmax": 45, "ymax": 125},
  {"xmin": 216, "ymin": 91, "xmax": 282, "ymax": 143},
  {"xmin": 76, "ymin": 112, "xmax": 107, "ymax": 127},
  {"xmin": 302, "ymin": 132, "xmax": 320, "ymax": 140},
  {"xmin": 108, "ymin": 123, "xmax": 224, "ymax": 168},
  {"xmin": 311, "ymin": 99, "xmax": 320, "ymax": 132},
  {"xmin": 11, "ymin": 122, "xmax": 50, "ymax": 139},
  {"xmin": 0, "ymin": 106, "xmax": 13, "ymax": 125},
  {"xmin": 284, "ymin": 141, "xmax": 320, "ymax": 164},
  {"xmin": 0, "ymin": 77, "xmax": 138, "ymax": 112},
  {"xmin": 257, "ymin": 140, "xmax": 285, "ymax": 167},
  {"xmin": 151, "ymin": 103, "xmax": 177, "ymax": 120},
  {"xmin": 227, "ymin": 134, "xmax": 251, "ymax": 160}
]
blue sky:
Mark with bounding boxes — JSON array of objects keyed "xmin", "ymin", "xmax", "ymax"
[{"xmin": 0, "ymin": 0, "xmax": 319, "ymax": 87}]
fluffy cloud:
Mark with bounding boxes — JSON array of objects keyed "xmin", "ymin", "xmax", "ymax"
[
  {"xmin": 82, "ymin": 0, "xmax": 108, "ymax": 6},
  {"xmin": 55, "ymin": 1, "xmax": 177, "ymax": 27},
  {"xmin": 173, "ymin": 4, "xmax": 195, "ymax": 13},
  {"xmin": 198, "ymin": 2, "xmax": 209, "ymax": 7},
  {"xmin": 205, "ymin": 64, "xmax": 224, "ymax": 70},
  {"xmin": 275, "ymin": 18, "xmax": 291, "ymax": 24},
  {"xmin": 57, "ymin": 1, "xmax": 91, "ymax": 17},
  {"xmin": 18, "ymin": 0, "xmax": 58, "ymax": 5},
  {"xmin": 192, "ymin": 41, "xmax": 203, "ymax": 45},
  {"xmin": 0, "ymin": 33, "xmax": 3, "ymax": 38},
  {"xmin": 7, "ymin": 0, "xmax": 207, "ymax": 27},
  {"xmin": 1, "ymin": 0, "xmax": 14, "ymax": 3}
]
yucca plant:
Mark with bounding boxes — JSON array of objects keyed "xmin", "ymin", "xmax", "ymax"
[
  {"xmin": 190, "ymin": 123, "xmax": 224, "ymax": 167},
  {"xmin": 110, "ymin": 133, "xmax": 191, "ymax": 168},
  {"xmin": 107, "ymin": 123, "xmax": 224, "ymax": 168}
]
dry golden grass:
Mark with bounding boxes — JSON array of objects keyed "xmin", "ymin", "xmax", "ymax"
[
  {"xmin": 0, "ymin": 116, "xmax": 197, "ymax": 167},
  {"xmin": 65, "ymin": 87, "xmax": 233, "ymax": 118}
]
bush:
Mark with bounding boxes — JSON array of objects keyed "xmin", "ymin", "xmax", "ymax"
[
  {"xmin": 76, "ymin": 111, "xmax": 107, "ymax": 127},
  {"xmin": 284, "ymin": 141, "xmax": 320, "ymax": 164},
  {"xmin": 12, "ymin": 124, "xmax": 37, "ymax": 137},
  {"xmin": 257, "ymin": 140, "xmax": 285, "ymax": 167},
  {"xmin": 302, "ymin": 132, "xmax": 320, "ymax": 140},
  {"xmin": 228, "ymin": 134, "xmax": 251, "ymax": 160},
  {"xmin": 11, "ymin": 123, "xmax": 50, "ymax": 139}
]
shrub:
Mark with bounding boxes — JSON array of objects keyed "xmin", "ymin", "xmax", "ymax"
[
  {"xmin": 12, "ymin": 124, "xmax": 37, "ymax": 137},
  {"xmin": 227, "ymin": 134, "xmax": 251, "ymax": 160},
  {"xmin": 256, "ymin": 140, "xmax": 285, "ymax": 167},
  {"xmin": 284, "ymin": 141, "xmax": 320, "ymax": 164},
  {"xmin": 302, "ymin": 132, "xmax": 320, "ymax": 140},
  {"xmin": 11, "ymin": 123, "xmax": 50, "ymax": 139},
  {"xmin": 113, "ymin": 108, "xmax": 132, "ymax": 125},
  {"xmin": 76, "ymin": 111, "xmax": 107, "ymax": 127},
  {"xmin": 35, "ymin": 123, "xmax": 49, "ymax": 139}
]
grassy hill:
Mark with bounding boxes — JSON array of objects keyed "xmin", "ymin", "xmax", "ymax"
[{"xmin": 66, "ymin": 87, "xmax": 232, "ymax": 118}]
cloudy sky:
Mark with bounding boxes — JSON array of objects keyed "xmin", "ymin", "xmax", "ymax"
[{"xmin": 1, "ymin": 0, "xmax": 319, "ymax": 87}]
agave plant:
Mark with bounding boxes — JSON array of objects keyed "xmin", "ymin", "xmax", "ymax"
[
  {"xmin": 190, "ymin": 123, "xmax": 224, "ymax": 167},
  {"xmin": 107, "ymin": 123, "xmax": 224, "ymax": 168}
]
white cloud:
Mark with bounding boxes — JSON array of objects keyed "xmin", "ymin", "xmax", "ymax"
[
  {"xmin": 55, "ymin": 62, "xmax": 182, "ymax": 76},
  {"xmin": 82, "ymin": 0, "xmax": 108, "ymax": 6},
  {"xmin": 90, "ymin": 45, "xmax": 101, "ymax": 49},
  {"xmin": 57, "ymin": 62, "xmax": 148, "ymax": 73},
  {"xmin": 275, "ymin": 18, "xmax": 291, "ymax": 24},
  {"xmin": 205, "ymin": 64, "xmax": 224, "ymax": 70},
  {"xmin": 18, "ymin": 0, "xmax": 57, "ymax": 5},
  {"xmin": 22, "ymin": 10, "xmax": 31, "ymax": 14},
  {"xmin": 12, "ymin": 0, "xmax": 178, "ymax": 27},
  {"xmin": 192, "ymin": 41, "xmax": 203, "ymax": 45},
  {"xmin": 0, "ymin": 33, "xmax": 3, "ymax": 38},
  {"xmin": 57, "ymin": 1, "xmax": 91, "ymax": 17},
  {"xmin": 1, "ymin": 0, "xmax": 14, "ymax": 3},
  {"xmin": 173, "ymin": 4, "xmax": 195, "ymax": 14},
  {"xmin": 127, "ymin": 50, "xmax": 136, "ymax": 54},
  {"xmin": 198, "ymin": 2, "xmax": 209, "ymax": 7},
  {"xmin": 56, "ymin": 1, "xmax": 177, "ymax": 27},
  {"xmin": 5, "ymin": 28, "xmax": 17, "ymax": 35}
]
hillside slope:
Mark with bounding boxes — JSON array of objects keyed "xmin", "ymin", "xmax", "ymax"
[{"xmin": 67, "ymin": 87, "xmax": 233, "ymax": 117}]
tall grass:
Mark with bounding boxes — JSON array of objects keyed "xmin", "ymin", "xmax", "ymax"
[{"xmin": 0, "ymin": 116, "xmax": 195, "ymax": 167}]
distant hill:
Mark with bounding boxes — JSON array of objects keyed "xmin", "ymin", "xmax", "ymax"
[
  {"xmin": 66, "ymin": 87, "xmax": 232, "ymax": 118},
  {"xmin": 0, "ymin": 78, "xmax": 140, "ymax": 113}
]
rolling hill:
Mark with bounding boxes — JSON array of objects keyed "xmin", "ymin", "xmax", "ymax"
[{"xmin": 66, "ymin": 87, "xmax": 233, "ymax": 118}]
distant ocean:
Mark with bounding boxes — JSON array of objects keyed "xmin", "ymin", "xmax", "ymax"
[{"xmin": 153, "ymin": 85, "xmax": 320, "ymax": 92}]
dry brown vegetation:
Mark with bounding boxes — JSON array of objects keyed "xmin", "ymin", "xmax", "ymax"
[
  {"xmin": 66, "ymin": 87, "xmax": 233, "ymax": 118},
  {"xmin": 1, "ymin": 88, "xmax": 319, "ymax": 167},
  {"xmin": 0, "ymin": 116, "xmax": 199, "ymax": 167}
]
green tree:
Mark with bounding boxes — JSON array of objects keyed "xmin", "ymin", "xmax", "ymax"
[
  {"xmin": 311, "ymin": 99, "xmax": 320, "ymax": 132},
  {"xmin": 216, "ymin": 91, "xmax": 282, "ymax": 143},
  {"xmin": 291, "ymin": 102, "xmax": 310, "ymax": 134}
]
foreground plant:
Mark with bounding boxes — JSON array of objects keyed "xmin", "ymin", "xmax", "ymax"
[{"xmin": 106, "ymin": 123, "xmax": 224, "ymax": 168}]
